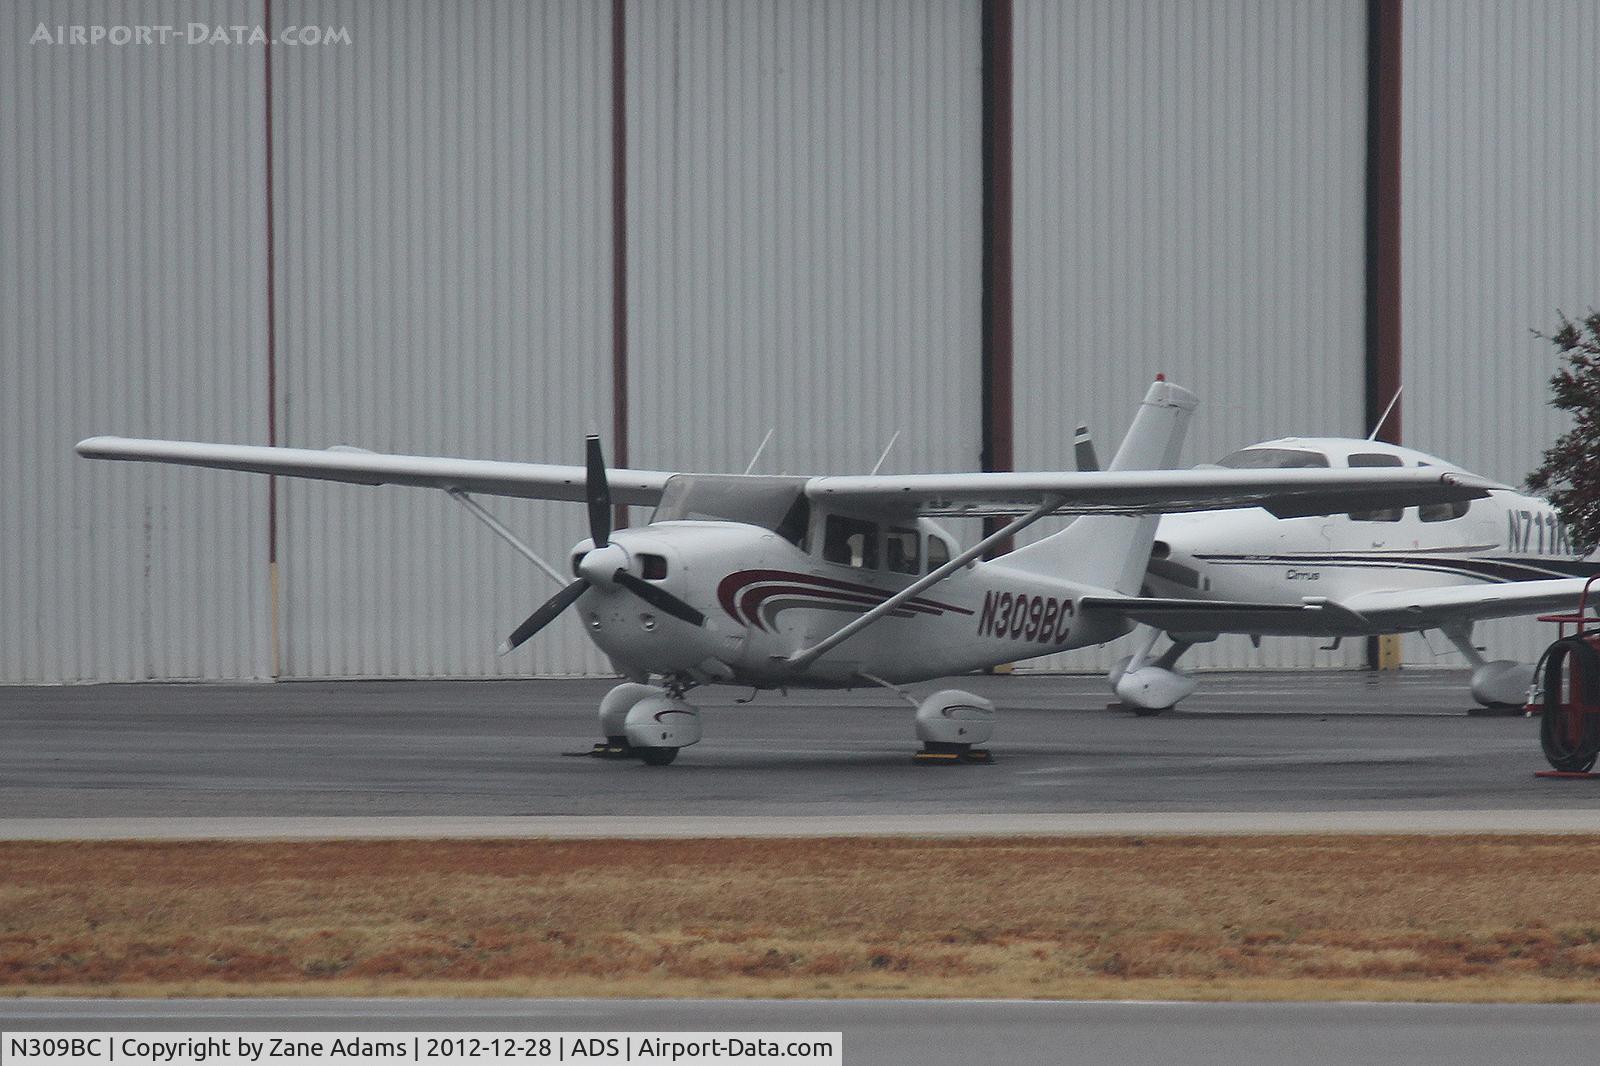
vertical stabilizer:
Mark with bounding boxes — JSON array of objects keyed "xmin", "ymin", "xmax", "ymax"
[{"xmin": 999, "ymin": 379, "xmax": 1198, "ymax": 594}]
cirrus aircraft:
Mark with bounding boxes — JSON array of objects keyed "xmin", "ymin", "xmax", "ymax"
[
  {"xmin": 79, "ymin": 380, "xmax": 1499, "ymax": 764},
  {"xmin": 1091, "ymin": 438, "xmax": 1598, "ymax": 714}
]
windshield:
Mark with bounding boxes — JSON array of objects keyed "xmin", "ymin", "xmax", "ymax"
[
  {"xmin": 1215, "ymin": 447, "xmax": 1329, "ymax": 469},
  {"xmin": 652, "ymin": 474, "xmax": 811, "ymax": 545}
]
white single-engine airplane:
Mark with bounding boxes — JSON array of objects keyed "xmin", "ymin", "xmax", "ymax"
[
  {"xmin": 79, "ymin": 380, "xmax": 1497, "ymax": 764},
  {"xmin": 1098, "ymin": 437, "xmax": 1598, "ymax": 714}
]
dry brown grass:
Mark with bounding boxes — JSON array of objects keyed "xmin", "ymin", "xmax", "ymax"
[{"xmin": 5, "ymin": 836, "xmax": 1600, "ymax": 1000}]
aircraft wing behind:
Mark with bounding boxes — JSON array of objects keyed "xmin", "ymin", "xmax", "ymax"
[
  {"xmin": 74, "ymin": 437, "xmax": 675, "ymax": 505},
  {"xmin": 806, "ymin": 467, "xmax": 1499, "ymax": 519},
  {"xmin": 1339, "ymin": 578, "xmax": 1593, "ymax": 629},
  {"xmin": 1081, "ymin": 577, "xmax": 1593, "ymax": 637},
  {"xmin": 1077, "ymin": 595, "xmax": 1372, "ymax": 637}
]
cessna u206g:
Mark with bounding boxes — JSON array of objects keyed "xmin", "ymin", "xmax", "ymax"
[
  {"xmin": 79, "ymin": 380, "xmax": 1495, "ymax": 764},
  {"xmin": 1104, "ymin": 438, "xmax": 1599, "ymax": 714}
]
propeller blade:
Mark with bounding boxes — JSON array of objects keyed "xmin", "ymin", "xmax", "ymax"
[
  {"xmin": 613, "ymin": 570, "xmax": 706, "ymax": 627},
  {"xmin": 586, "ymin": 434, "xmax": 612, "ymax": 548},
  {"xmin": 500, "ymin": 579, "xmax": 588, "ymax": 655}
]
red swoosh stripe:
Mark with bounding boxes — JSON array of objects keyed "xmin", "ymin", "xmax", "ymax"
[{"xmin": 717, "ymin": 569, "xmax": 972, "ymax": 631}]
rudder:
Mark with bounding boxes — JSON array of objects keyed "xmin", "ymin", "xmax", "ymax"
[{"xmin": 999, "ymin": 379, "xmax": 1198, "ymax": 595}]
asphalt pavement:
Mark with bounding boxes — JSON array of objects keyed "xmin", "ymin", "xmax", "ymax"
[
  {"xmin": 2, "ymin": 999, "xmax": 1596, "ymax": 1066},
  {"xmin": 1, "ymin": 671, "xmax": 1593, "ymax": 820}
]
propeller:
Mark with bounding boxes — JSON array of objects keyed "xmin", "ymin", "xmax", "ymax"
[{"xmin": 499, "ymin": 435, "xmax": 705, "ymax": 655}]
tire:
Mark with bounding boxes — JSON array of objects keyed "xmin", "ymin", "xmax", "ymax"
[
  {"xmin": 636, "ymin": 746, "xmax": 679, "ymax": 766},
  {"xmin": 1130, "ymin": 705, "xmax": 1169, "ymax": 717}
]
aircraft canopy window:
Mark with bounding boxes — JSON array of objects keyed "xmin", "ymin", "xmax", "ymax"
[
  {"xmin": 823, "ymin": 514, "xmax": 879, "ymax": 570},
  {"xmin": 1215, "ymin": 448, "xmax": 1330, "ymax": 469},
  {"xmin": 926, "ymin": 533, "xmax": 952, "ymax": 572},
  {"xmin": 652, "ymin": 474, "xmax": 811, "ymax": 546},
  {"xmin": 1347, "ymin": 452, "xmax": 1404, "ymax": 522},
  {"xmin": 884, "ymin": 527, "xmax": 920, "ymax": 575},
  {"xmin": 1420, "ymin": 499, "xmax": 1471, "ymax": 522}
]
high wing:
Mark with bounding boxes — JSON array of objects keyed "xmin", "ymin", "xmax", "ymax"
[
  {"xmin": 75, "ymin": 437, "xmax": 675, "ymax": 505},
  {"xmin": 805, "ymin": 467, "xmax": 1499, "ymax": 519},
  {"xmin": 79, "ymin": 438, "xmax": 1495, "ymax": 519},
  {"xmin": 1079, "ymin": 577, "xmax": 1593, "ymax": 637}
]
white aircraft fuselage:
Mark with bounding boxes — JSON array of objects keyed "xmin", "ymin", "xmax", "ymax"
[
  {"xmin": 573, "ymin": 517, "xmax": 1126, "ymax": 689},
  {"xmin": 1146, "ymin": 438, "xmax": 1592, "ymax": 614}
]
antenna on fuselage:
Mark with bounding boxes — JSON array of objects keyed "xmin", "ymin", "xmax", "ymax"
[
  {"xmin": 743, "ymin": 427, "xmax": 775, "ymax": 475},
  {"xmin": 870, "ymin": 430, "xmax": 901, "ymax": 476},
  {"xmin": 1368, "ymin": 386, "xmax": 1403, "ymax": 441}
]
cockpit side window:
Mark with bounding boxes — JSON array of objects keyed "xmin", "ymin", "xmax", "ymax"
[
  {"xmin": 1347, "ymin": 452, "xmax": 1404, "ymax": 521},
  {"xmin": 823, "ymin": 514, "xmax": 879, "ymax": 570},
  {"xmin": 925, "ymin": 533, "xmax": 952, "ymax": 572},
  {"xmin": 1215, "ymin": 448, "xmax": 1330, "ymax": 469},
  {"xmin": 1420, "ymin": 499, "xmax": 1471, "ymax": 522},
  {"xmin": 884, "ymin": 527, "xmax": 920, "ymax": 575}
]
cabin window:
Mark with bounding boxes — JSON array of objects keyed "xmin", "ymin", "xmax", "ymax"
[
  {"xmin": 1215, "ymin": 448, "xmax": 1329, "ymax": 469},
  {"xmin": 1419, "ymin": 499, "xmax": 1471, "ymax": 522},
  {"xmin": 823, "ymin": 514, "xmax": 879, "ymax": 569},
  {"xmin": 926, "ymin": 533, "xmax": 952, "ymax": 572},
  {"xmin": 1347, "ymin": 452, "xmax": 1404, "ymax": 522},
  {"xmin": 884, "ymin": 527, "xmax": 920, "ymax": 575}
]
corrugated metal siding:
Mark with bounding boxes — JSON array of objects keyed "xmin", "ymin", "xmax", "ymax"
[
  {"xmin": 1, "ymin": 0, "xmax": 271, "ymax": 682},
  {"xmin": 1011, "ymin": 0, "xmax": 1370, "ymax": 673},
  {"xmin": 1401, "ymin": 0, "xmax": 1600, "ymax": 667},
  {"xmin": 623, "ymin": 0, "xmax": 983, "ymax": 482},
  {"xmin": 272, "ymin": 0, "xmax": 615, "ymax": 677}
]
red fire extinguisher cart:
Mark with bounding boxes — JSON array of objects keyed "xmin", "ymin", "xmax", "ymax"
[{"xmin": 1530, "ymin": 575, "xmax": 1600, "ymax": 775}]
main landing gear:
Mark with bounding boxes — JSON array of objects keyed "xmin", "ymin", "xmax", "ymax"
[
  {"xmin": 859, "ymin": 675, "xmax": 995, "ymax": 763},
  {"xmin": 1108, "ymin": 625, "xmax": 1199, "ymax": 715},
  {"xmin": 911, "ymin": 690, "xmax": 996, "ymax": 763},
  {"xmin": 1441, "ymin": 624, "xmax": 1537, "ymax": 712}
]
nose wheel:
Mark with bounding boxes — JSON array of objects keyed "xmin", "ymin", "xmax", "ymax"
[{"xmin": 574, "ymin": 681, "xmax": 701, "ymax": 765}]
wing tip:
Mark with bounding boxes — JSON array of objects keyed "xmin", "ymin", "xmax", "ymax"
[{"xmin": 75, "ymin": 435, "xmax": 122, "ymax": 458}]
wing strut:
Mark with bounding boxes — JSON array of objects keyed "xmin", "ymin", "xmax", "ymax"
[
  {"xmin": 447, "ymin": 489, "xmax": 568, "ymax": 589},
  {"xmin": 783, "ymin": 496, "xmax": 1064, "ymax": 673}
]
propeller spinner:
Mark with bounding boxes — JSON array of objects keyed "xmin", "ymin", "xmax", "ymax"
[{"xmin": 499, "ymin": 436, "xmax": 704, "ymax": 655}]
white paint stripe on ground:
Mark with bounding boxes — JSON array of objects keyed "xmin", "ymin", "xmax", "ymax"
[{"xmin": 4, "ymin": 810, "xmax": 1600, "ymax": 840}]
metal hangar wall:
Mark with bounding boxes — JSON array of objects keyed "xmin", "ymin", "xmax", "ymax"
[{"xmin": 4, "ymin": 1, "xmax": 1597, "ymax": 681}]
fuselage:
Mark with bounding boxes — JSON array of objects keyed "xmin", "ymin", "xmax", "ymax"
[
  {"xmin": 569, "ymin": 472, "xmax": 1128, "ymax": 687},
  {"xmin": 1146, "ymin": 437, "xmax": 1594, "ymax": 614}
]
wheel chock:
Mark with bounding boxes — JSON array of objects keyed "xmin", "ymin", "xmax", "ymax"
[
  {"xmin": 912, "ymin": 747, "xmax": 993, "ymax": 765},
  {"xmin": 1534, "ymin": 770, "xmax": 1600, "ymax": 779},
  {"xmin": 562, "ymin": 738, "xmax": 637, "ymax": 759}
]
